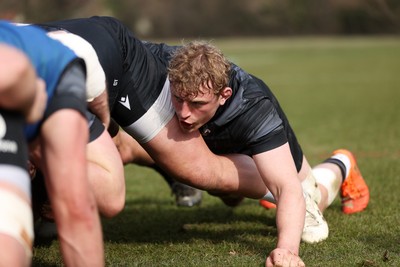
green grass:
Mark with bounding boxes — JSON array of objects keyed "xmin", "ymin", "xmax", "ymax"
[{"xmin": 33, "ymin": 36, "xmax": 400, "ymax": 266}]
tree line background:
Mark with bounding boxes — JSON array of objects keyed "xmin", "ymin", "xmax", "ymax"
[{"xmin": 1, "ymin": 0, "xmax": 399, "ymax": 38}]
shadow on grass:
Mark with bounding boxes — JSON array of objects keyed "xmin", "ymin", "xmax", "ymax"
[
  {"xmin": 102, "ymin": 197, "xmax": 277, "ymax": 252},
  {"xmin": 32, "ymin": 260, "xmax": 59, "ymax": 267},
  {"xmin": 31, "ymin": 196, "xmax": 278, "ymax": 264}
]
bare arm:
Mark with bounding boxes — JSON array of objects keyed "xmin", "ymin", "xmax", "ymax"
[
  {"xmin": 142, "ymin": 115, "xmax": 268, "ymax": 199},
  {"xmin": 0, "ymin": 44, "xmax": 46, "ymax": 123},
  {"xmin": 40, "ymin": 109, "xmax": 104, "ymax": 267},
  {"xmin": 253, "ymin": 143, "xmax": 305, "ymax": 267}
]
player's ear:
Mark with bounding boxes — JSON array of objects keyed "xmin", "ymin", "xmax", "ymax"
[{"xmin": 219, "ymin": 87, "xmax": 232, "ymax": 105}]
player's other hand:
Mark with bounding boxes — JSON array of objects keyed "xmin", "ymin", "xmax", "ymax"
[{"xmin": 266, "ymin": 248, "xmax": 305, "ymax": 267}]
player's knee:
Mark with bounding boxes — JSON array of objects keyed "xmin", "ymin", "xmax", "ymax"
[
  {"xmin": 97, "ymin": 173, "xmax": 125, "ymax": 218},
  {"xmin": 99, "ymin": 193, "xmax": 125, "ymax": 218}
]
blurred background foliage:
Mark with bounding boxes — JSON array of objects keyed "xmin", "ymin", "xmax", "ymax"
[{"xmin": 1, "ymin": 0, "xmax": 399, "ymax": 38}]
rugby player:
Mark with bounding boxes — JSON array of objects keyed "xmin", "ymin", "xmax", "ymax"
[
  {"xmin": 0, "ymin": 21, "xmax": 104, "ymax": 266},
  {"xmin": 36, "ymin": 17, "xmax": 369, "ymax": 266}
]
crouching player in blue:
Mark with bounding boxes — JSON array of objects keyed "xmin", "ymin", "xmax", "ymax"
[
  {"xmin": 0, "ymin": 21, "xmax": 104, "ymax": 266},
  {"xmin": 0, "ymin": 42, "xmax": 46, "ymax": 267}
]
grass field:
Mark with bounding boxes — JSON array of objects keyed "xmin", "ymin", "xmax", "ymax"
[{"xmin": 33, "ymin": 36, "xmax": 400, "ymax": 267}]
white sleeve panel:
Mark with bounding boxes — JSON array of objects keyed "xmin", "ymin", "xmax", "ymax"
[{"xmin": 123, "ymin": 79, "xmax": 174, "ymax": 144}]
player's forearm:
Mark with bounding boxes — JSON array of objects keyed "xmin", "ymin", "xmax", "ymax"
[
  {"xmin": 275, "ymin": 189, "xmax": 305, "ymax": 254},
  {"xmin": 44, "ymin": 155, "xmax": 105, "ymax": 267},
  {"xmin": 41, "ymin": 111, "xmax": 105, "ymax": 266},
  {"xmin": 55, "ymin": 204, "xmax": 104, "ymax": 267},
  {"xmin": 47, "ymin": 166, "xmax": 104, "ymax": 267}
]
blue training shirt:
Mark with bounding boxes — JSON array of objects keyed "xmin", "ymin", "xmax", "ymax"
[{"xmin": 0, "ymin": 21, "xmax": 78, "ymax": 140}]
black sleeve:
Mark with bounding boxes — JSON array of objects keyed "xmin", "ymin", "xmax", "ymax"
[{"xmin": 44, "ymin": 60, "xmax": 87, "ymax": 121}]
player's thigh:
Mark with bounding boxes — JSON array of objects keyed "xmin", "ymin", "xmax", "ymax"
[{"xmin": 87, "ymin": 128, "xmax": 124, "ymax": 180}]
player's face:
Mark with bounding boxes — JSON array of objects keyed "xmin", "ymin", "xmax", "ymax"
[{"xmin": 171, "ymin": 84, "xmax": 226, "ymax": 133}]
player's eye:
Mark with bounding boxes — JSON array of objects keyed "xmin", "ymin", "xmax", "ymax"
[{"xmin": 174, "ymin": 95, "xmax": 183, "ymax": 103}]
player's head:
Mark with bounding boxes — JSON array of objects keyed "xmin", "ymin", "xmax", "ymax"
[
  {"xmin": 168, "ymin": 41, "xmax": 232, "ymax": 133},
  {"xmin": 168, "ymin": 41, "xmax": 230, "ymax": 99}
]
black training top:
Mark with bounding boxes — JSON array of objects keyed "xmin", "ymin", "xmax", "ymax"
[
  {"xmin": 146, "ymin": 42, "xmax": 304, "ymax": 171},
  {"xmin": 41, "ymin": 16, "xmax": 303, "ymax": 171},
  {"xmin": 202, "ymin": 65, "xmax": 303, "ymax": 171},
  {"xmin": 39, "ymin": 16, "xmax": 168, "ymax": 127}
]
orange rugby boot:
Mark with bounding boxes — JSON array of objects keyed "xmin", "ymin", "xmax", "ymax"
[
  {"xmin": 333, "ymin": 149, "xmax": 370, "ymax": 214},
  {"xmin": 259, "ymin": 199, "xmax": 276, "ymax": 209}
]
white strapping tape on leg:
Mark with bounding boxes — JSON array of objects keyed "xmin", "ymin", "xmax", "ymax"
[
  {"xmin": 301, "ymin": 170, "xmax": 322, "ymax": 205},
  {"xmin": 0, "ymin": 189, "xmax": 34, "ymax": 258},
  {"xmin": 312, "ymin": 168, "xmax": 341, "ymax": 206}
]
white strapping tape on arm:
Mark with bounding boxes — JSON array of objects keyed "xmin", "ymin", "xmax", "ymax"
[{"xmin": 47, "ymin": 31, "xmax": 106, "ymax": 102}]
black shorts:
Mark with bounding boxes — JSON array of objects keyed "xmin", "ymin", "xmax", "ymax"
[
  {"xmin": 0, "ymin": 110, "xmax": 28, "ymax": 169},
  {"xmin": 87, "ymin": 111, "xmax": 105, "ymax": 142}
]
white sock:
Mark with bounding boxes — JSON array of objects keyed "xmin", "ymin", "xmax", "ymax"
[
  {"xmin": 261, "ymin": 191, "xmax": 276, "ymax": 203},
  {"xmin": 331, "ymin": 153, "xmax": 351, "ymax": 179}
]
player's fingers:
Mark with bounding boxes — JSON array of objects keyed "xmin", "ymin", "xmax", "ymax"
[
  {"xmin": 265, "ymin": 256, "xmax": 274, "ymax": 267},
  {"xmin": 278, "ymin": 253, "xmax": 305, "ymax": 267},
  {"xmin": 266, "ymin": 249, "xmax": 305, "ymax": 267},
  {"xmin": 287, "ymin": 254, "xmax": 305, "ymax": 267},
  {"xmin": 298, "ymin": 259, "xmax": 305, "ymax": 267},
  {"xmin": 266, "ymin": 251, "xmax": 284, "ymax": 267},
  {"xmin": 281, "ymin": 254, "xmax": 292, "ymax": 267}
]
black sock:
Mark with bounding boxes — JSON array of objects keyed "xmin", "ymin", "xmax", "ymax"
[{"xmin": 323, "ymin": 158, "xmax": 346, "ymax": 183}]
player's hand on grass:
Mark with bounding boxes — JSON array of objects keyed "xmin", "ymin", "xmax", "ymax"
[{"xmin": 266, "ymin": 248, "xmax": 305, "ymax": 267}]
